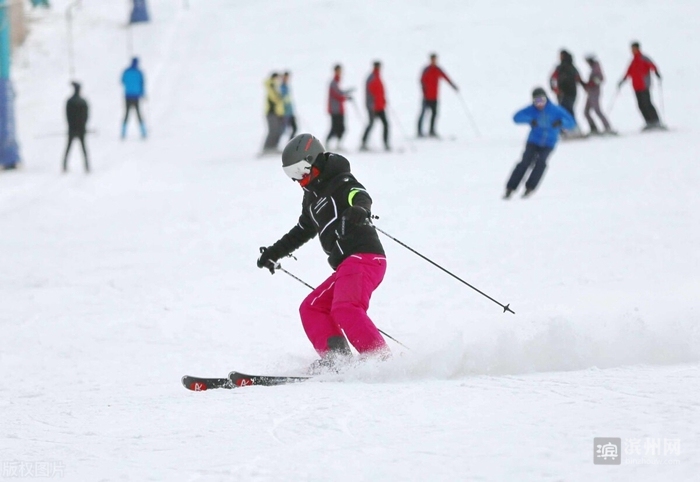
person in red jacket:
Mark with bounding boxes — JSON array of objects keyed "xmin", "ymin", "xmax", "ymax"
[
  {"xmin": 361, "ymin": 61, "xmax": 389, "ymax": 151},
  {"xmin": 417, "ymin": 53, "xmax": 458, "ymax": 137},
  {"xmin": 326, "ymin": 64, "xmax": 354, "ymax": 149},
  {"xmin": 618, "ymin": 41, "xmax": 663, "ymax": 129}
]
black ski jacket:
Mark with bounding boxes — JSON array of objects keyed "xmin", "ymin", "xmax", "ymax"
[
  {"xmin": 551, "ymin": 53, "xmax": 582, "ymax": 98},
  {"xmin": 66, "ymin": 94, "xmax": 89, "ymax": 135},
  {"xmin": 267, "ymin": 153, "xmax": 385, "ymax": 270}
]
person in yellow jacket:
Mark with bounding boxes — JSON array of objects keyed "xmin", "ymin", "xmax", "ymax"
[{"xmin": 263, "ymin": 73, "xmax": 286, "ymax": 153}]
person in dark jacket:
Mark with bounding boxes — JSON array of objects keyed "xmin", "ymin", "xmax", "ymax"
[
  {"xmin": 361, "ymin": 61, "xmax": 389, "ymax": 151},
  {"xmin": 504, "ymin": 87, "xmax": 576, "ymax": 199},
  {"xmin": 121, "ymin": 57, "xmax": 147, "ymax": 139},
  {"xmin": 549, "ymin": 50, "xmax": 584, "ymax": 136},
  {"xmin": 618, "ymin": 41, "xmax": 663, "ymax": 130},
  {"xmin": 63, "ymin": 82, "xmax": 90, "ymax": 173},
  {"xmin": 326, "ymin": 64, "xmax": 354, "ymax": 149},
  {"xmin": 417, "ymin": 53, "xmax": 458, "ymax": 137},
  {"xmin": 583, "ymin": 54, "xmax": 614, "ymax": 135},
  {"xmin": 257, "ymin": 133, "xmax": 389, "ymax": 372}
]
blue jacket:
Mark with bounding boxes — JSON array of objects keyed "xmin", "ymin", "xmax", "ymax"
[
  {"xmin": 122, "ymin": 59, "xmax": 145, "ymax": 99},
  {"xmin": 513, "ymin": 101, "xmax": 575, "ymax": 148},
  {"xmin": 279, "ymin": 83, "xmax": 294, "ymax": 116}
]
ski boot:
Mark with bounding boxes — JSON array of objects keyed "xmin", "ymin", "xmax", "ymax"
[{"xmin": 307, "ymin": 336, "xmax": 352, "ymax": 375}]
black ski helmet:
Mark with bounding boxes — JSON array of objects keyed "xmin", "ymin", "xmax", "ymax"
[{"xmin": 282, "ymin": 134, "xmax": 325, "ymax": 181}]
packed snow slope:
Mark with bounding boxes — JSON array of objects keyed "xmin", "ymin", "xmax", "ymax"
[{"xmin": 2, "ymin": 0, "xmax": 699, "ymax": 480}]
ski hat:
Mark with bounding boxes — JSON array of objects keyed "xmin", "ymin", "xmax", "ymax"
[
  {"xmin": 282, "ymin": 133, "xmax": 325, "ymax": 183},
  {"xmin": 584, "ymin": 53, "xmax": 597, "ymax": 61},
  {"xmin": 532, "ymin": 87, "xmax": 547, "ymax": 99}
]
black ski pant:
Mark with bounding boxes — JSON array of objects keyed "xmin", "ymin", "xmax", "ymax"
[
  {"xmin": 362, "ymin": 109, "xmax": 389, "ymax": 147},
  {"xmin": 417, "ymin": 99, "xmax": 438, "ymax": 136},
  {"xmin": 506, "ymin": 143, "xmax": 553, "ymax": 192},
  {"xmin": 263, "ymin": 114, "xmax": 285, "ymax": 150},
  {"xmin": 327, "ymin": 114, "xmax": 345, "ymax": 142},
  {"xmin": 123, "ymin": 98, "xmax": 143, "ymax": 125},
  {"xmin": 635, "ymin": 89, "xmax": 660, "ymax": 125},
  {"xmin": 286, "ymin": 115, "xmax": 297, "ymax": 140},
  {"xmin": 558, "ymin": 93, "xmax": 577, "ymax": 120},
  {"xmin": 63, "ymin": 132, "xmax": 89, "ymax": 172}
]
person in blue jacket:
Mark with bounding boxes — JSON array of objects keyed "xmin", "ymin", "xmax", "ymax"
[
  {"xmin": 280, "ymin": 71, "xmax": 297, "ymax": 140},
  {"xmin": 121, "ymin": 57, "xmax": 147, "ymax": 139},
  {"xmin": 504, "ymin": 87, "xmax": 576, "ymax": 199}
]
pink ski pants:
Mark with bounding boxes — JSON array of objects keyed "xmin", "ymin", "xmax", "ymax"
[{"xmin": 299, "ymin": 253, "xmax": 387, "ymax": 355}]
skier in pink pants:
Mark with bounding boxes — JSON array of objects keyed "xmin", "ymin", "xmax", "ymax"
[{"xmin": 257, "ymin": 133, "xmax": 388, "ymax": 372}]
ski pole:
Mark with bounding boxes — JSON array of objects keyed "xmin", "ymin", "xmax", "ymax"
[
  {"xmin": 658, "ymin": 79, "xmax": 665, "ymax": 118},
  {"xmin": 349, "ymin": 98, "xmax": 365, "ymax": 124},
  {"xmin": 372, "ymin": 222, "xmax": 514, "ymax": 314},
  {"xmin": 607, "ymin": 86, "xmax": 621, "ymax": 115},
  {"xmin": 387, "ymin": 106, "xmax": 416, "ymax": 152},
  {"xmin": 456, "ymin": 92, "xmax": 482, "ymax": 137},
  {"xmin": 34, "ymin": 129, "xmax": 99, "ymax": 140},
  {"xmin": 268, "ymin": 259, "xmax": 411, "ymax": 350}
]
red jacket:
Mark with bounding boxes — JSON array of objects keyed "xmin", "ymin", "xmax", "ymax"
[
  {"xmin": 624, "ymin": 52, "xmax": 659, "ymax": 92},
  {"xmin": 421, "ymin": 65, "xmax": 454, "ymax": 101},
  {"xmin": 365, "ymin": 68, "xmax": 386, "ymax": 112}
]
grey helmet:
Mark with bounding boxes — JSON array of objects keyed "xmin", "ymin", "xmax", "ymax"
[{"xmin": 282, "ymin": 134, "xmax": 325, "ymax": 181}]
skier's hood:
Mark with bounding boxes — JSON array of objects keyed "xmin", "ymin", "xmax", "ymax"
[
  {"xmin": 131, "ymin": 57, "xmax": 139, "ymax": 68},
  {"xmin": 560, "ymin": 50, "xmax": 573, "ymax": 64}
]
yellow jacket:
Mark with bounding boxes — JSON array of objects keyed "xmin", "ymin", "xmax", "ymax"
[{"xmin": 264, "ymin": 79, "xmax": 285, "ymax": 116}]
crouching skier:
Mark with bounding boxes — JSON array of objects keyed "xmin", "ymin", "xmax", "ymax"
[
  {"xmin": 257, "ymin": 133, "xmax": 389, "ymax": 373},
  {"xmin": 504, "ymin": 87, "xmax": 576, "ymax": 199}
]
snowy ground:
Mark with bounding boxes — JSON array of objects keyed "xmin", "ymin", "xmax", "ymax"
[{"xmin": 1, "ymin": 1, "xmax": 699, "ymax": 480}]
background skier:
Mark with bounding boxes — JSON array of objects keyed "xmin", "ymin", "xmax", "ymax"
[
  {"xmin": 326, "ymin": 64, "xmax": 354, "ymax": 149},
  {"xmin": 262, "ymin": 72, "xmax": 285, "ymax": 153},
  {"xmin": 504, "ymin": 87, "xmax": 575, "ymax": 199},
  {"xmin": 583, "ymin": 54, "xmax": 614, "ymax": 135},
  {"xmin": 361, "ymin": 61, "xmax": 389, "ymax": 151},
  {"xmin": 63, "ymin": 81, "xmax": 89, "ymax": 173},
  {"xmin": 549, "ymin": 50, "xmax": 584, "ymax": 137},
  {"xmin": 280, "ymin": 71, "xmax": 297, "ymax": 141},
  {"xmin": 256, "ymin": 133, "xmax": 389, "ymax": 372},
  {"xmin": 121, "ymin": 57, "xmax": 147, "ymax": 139},
  {"xmin": 618, "ymin": 41, "xmax": 663, "ymax": 130},
  {"xmin": 417, "ymin": 53, "xmax": 458, "ymax": 138}
]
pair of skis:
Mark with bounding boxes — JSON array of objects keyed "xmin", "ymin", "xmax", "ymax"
[{"xmin": 182, "ymin": 371, "xmax": 310, "ymax": 391}]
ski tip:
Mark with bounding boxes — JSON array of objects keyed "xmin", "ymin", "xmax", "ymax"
[
  {"xmin": 181, "ymin": 375, "xmax": 209, "ymax": 391},
  {"xmin": 228, "ymin": 371, "xmax": 256, "ymax": 388}
]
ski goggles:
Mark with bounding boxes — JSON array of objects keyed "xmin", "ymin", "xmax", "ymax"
[
  {"xmin": 533, "ymin": 96, "xmax": 547, "ymax": 107},
  {"xmin": 283, "ymin": 159, "xmax": 313, "ymax": 182}
]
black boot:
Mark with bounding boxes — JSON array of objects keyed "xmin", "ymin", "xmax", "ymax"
[{"xmin": 307, "ymin": 336, "xmax": 352, "ymax": 375}]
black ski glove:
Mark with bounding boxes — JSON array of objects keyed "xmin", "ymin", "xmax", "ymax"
[
  {"xmin": 343, "ymin": 206, "xmax": 369, "ymax": 225},
  {"xmin": 340, "ymin": 206, "xmax": 369, "ymax": 238},
  {"xmin": 552, "ymin": 119, "xmax": 563, "ymax": 128},
  {"xmin": 257, "ymin": 247, "xmax": 279, "ymax": 274},
  {"xmin": 530, "ymin": 120, "xmax": 538, "ymax": 127}
]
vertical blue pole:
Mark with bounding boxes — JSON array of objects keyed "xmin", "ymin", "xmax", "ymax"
[
  {"xmin": 130, "ymin": 0, "xmax": 150, "ymax": 24},
  {"xmin": 0, "ymin": 0, "xmax": 20, "ymax": 169}
]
